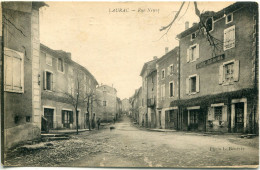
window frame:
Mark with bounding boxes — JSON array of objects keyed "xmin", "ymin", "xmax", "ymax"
[
  {"xmin": 190, "ymin": 76, "xmax": 197, "ymax": 93},
  {"xmin": 225, "ymin": 13, "xmax": 233, "ymax": 24},
  {"xmin": 57, "ymin": 58, "xmax": 65, "ymax": 73},
  {"xmin": 169, "ymin": 81, "xmax": 174, "ymax": 97},
  {"xmin": 205, "ymin": 17, "xmax": 214, "ymax": 32},
  {"xmin": 224, "ymin": 25, "xmax": 235, "ymax": 51},
  {"xmin": 187, "ymin": 44, "xmax": 199, "ymax": 63},
  {"xmin": 4, "ymin": 47, "xmax": 24, "ymax": 93},
  {"xmin": 45, "ymin": 53, "xmax": 53, "ymax": 66},
  {"xmin": 161, "ymin": 69, "xmax": 165, "ymax": 80},
  {"xmin": 169, "ymin": 64, "xmax": 174, "ymax": 76},
  {"xmin": 222, "ymin": 60, "xmax": 236, "ymax": 85},
  {"xmin": 44, "ymin": 69, "xmax": 54, "ymax": 92},
  {"xmin": 191, "ymin": 32, "xmax": 196, "ymax": 41}
]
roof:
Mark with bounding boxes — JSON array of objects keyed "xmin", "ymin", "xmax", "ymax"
[
  {"xmin": 176, "ymin": 2, "xmax": 255, "ymax": 39},
  {"xmin": 156, "ymin": 46, "xmax": 179, "ymax": 64},
  {"xmin": 140, "ymin": 58, "xmax": 157, "ymax": 76},
  {"xmin": 40, "ymin": 43, "xmax": 98, "ymax": 85}
]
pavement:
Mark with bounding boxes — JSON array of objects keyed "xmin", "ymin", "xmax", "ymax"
[{"xmin": 4, "ymin": 116, "xmax": 259, "ymax": 168}]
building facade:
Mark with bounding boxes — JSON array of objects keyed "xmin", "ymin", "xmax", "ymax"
[
  {"xmin": 156, "ymin": 47, "xmax": 180, "ymax": 129},
  {"xmin": 40, "ymin": 44, "xmax": 98, "ymax": 131},
  {"xmin": 175, "ymin": 2, "xmax": 258, "ymax": 133},
  {"xmin": 140, "ymin": 57, "xmax": 157, "ymax": 128},
  {"xmin": 95, "ymin": 85, "xmax": 118, "ymax": 122},
  {"xmin": 2, "ymin": 2, "xmax": 45, "ymax": 148}
]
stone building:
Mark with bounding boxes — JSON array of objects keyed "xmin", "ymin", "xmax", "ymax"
[
  {"xmin": 140, "ymin": 57, "xmax": 157, "ymax": 128},
  {"xmin": 122, "ymin": 98, "xmax": 131, "ymax": 115},
  {"xmin": 174, "ymin": 2, "xmax": 258, "ymax": 133},
  {"xmin": 156, "ymin": 47, "xmax": 180, "ymax": 129},
  {"xmin": 95, "ymin": 84, "xmax": 118, "ymax": 122},
  {"xmin": 40, "ymin": 44, "xmax": 98, "ymax": 130},
  {"xmin": 130, "ymin": 87, "xmax": 142, "ymax": 124},
  {"xmin": 2, "ymin": 2, "xmax": 46, "ymax": 148}
]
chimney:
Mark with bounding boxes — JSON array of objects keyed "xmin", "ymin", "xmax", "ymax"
[
  {"xmin": 165, "ymin": 47, "xmax": 169, "ymax": 54},
  {"xmin": 153, "ymin": 56, "xmax": 157, "ymax": 60},
  {"xmin": 185, "ymin": 21, "xmax": 189, "ymax": 30}
]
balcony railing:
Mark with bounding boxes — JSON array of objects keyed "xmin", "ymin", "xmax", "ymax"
[{"xmin": 147, "ymin": 98, "xmax": 155, "ymax": 107}]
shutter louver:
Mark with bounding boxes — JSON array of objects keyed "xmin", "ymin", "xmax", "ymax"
[
  {"xmin": 233, "ymin": 60, "xmax": 239, "ymax": 82},
  {"xmin": 186, "ymin": 78, "xmax": 189, "ymax": 94},
  {"xmin": 187, "ymin": 48, "xmax": 190, "ymax": 63},
  {"xmin": 222, "ymin": 106, "xmax": 227, "ymax": 121},
  {"xmin": 219, "ymin": 65, "xmax": 223, "ymax": 84},
  {"xmin": 195, "ymin": 44, "xmax": 199, "ymax": 59},
  {"xmin": 196, "ymin": 75, "xmax": 200, "ymax": 92}
]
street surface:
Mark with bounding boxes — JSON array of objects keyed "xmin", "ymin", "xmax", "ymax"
[{"xmin": 5, "ymin": 116, "xmax": 259, "ymax": 168}]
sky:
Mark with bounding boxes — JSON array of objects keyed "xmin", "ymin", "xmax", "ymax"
[{"xmin": 39, "ymin": 1, "xmax": 234, "ymax": 99}]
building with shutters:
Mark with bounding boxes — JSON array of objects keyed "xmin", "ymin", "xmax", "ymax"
[
  {"xmin": 1, "ymin": 2, "xmax": 46, "ymax": 149},
  {"xmin": 40, "ymin": 44, "xmax": 98, "ymax": 131},
  {"xmin": 95, "ymin": 84, "xmax": 118, "ymax": 122},
  {"xmin": 174, "ymin": 2, "xmax": 258, "ymax": 133},
  {"xmin": 156, "ymin": 47, "xmax": 180, "ymax": 129},
  {"xmin": 140, "ymin": 57, "xmax": 158, "ymax": 128}
]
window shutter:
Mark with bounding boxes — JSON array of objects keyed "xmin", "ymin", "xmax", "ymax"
[
  {"xmin": 187, "ymin": 48, "xmax": 190, "ymax": 63},
  {"xmin": 233, "ymin": 60, "xmax": 239, "ymax": 82},
  {"xmin": 196, "ymin": 75, "xmax": 200, "ymax": 92},
  {"xmin": 70, "ymin": 111, "xmax": 74, "ymax": 123},
  {"xmin": 43, "ymin": 71, "xmax": 46, "ymax": 90},
  {"xmin": 231, "ymin": 26, "xmax": 235, "ymax": 48},
  {"xmin": 222, "ymin": 105, "xmax": 227, "ymax": 121},
  {"xmin": 172, "ymin": 81, "xmax": 175, "ymax": 97},
  {"xmin": 186, "ymin": 78, "xmax": 189, "ymax": 94},
  {"xmin": 12, "ymin": 57, "xmax": 22, "ymax": 91},
  {"xmin": 208, "ymin": 107, "xmax": 214, "ymax": 120},
  {"xmin": 195, "ymin": 44, "xmax": 199, "ymax": 59},
  {"xmin": 62, "ymin": 110, "xmax": 65, "ymax": 124},
  {"xmin": 5, "ymin": 54, "xmax": 13, "ymax": 91},
  {"xmin": 218, "ymin": 65, "xmax": 223, "ymax": 84},
  {"xmin": 51, "ymin": 73, "xmax": 55, "ymax": 91}
]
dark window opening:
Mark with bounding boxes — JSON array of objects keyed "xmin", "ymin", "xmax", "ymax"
[
  {"xmin": 227, "ymin": 14, "xmax": 233, "ymax": 23},
  {"xmin": 191, "ymin": 33, "xmax": 196, "ymax": 40},
  {"xmin": 190, "ymin": 77, "xmax": 196, "ymax": 93},
  {"xmin": 170, "ymin": 82, "xmax": 174, "ymax": 97},
  {"xmin": 206, "ymin": 18, "xmax": 213, "ymax": 32},
  {"xmin": 46, "ymin": 72, "xmax": 53, "ymax": 90},
  {"xmin": 26, "ymin": 116, "xmax": 31, "ymax": 122}
]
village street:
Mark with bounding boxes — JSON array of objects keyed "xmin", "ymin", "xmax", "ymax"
[{"xmin": 5, "ymin": 116, "xmax": 259, "ymax": 168}]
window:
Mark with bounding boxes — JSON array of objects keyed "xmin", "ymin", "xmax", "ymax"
[
  {"xmin": 214, "ymin": 107, "xmax": 222, "ymax": 121},
  {"xmin": 190, "ymin": 76, "xmax": 196, "ymax": 93},
  {"xmin": 103, "ymin": 101, "xmax": 107, "ymax": 106},
  {"xmin": 44, "ymin": 71, "xmax": 53, "ymax": 91},
  {"xmin": 224, "ymin": 25, "xmax": 235, "ymax": 51},
  {"xmin": 219, "ymin": 60, "xmax": 239, "ymax": 84},
  {"xmin": 62, "ymin": 110, "xmax": 73, "ymax": 124},
  {"xmin": 186, "ymin": 75, "xmax": 200, "ymax": 94},
  {"xmin": 161, "ymin": 69, "xmax": 165, "ymax": 79},
  {"xmin": 57, "ymin": 58, "xmax": 64, "ymax": 72},
  {"xmin": 191, "ymin": 33, "xmax": 196, "ymax": 40},
  {"xmin": 205, "ymin": 17, "xmax": 213, "ymax": 32},
  {"xmin": 168, "ymin": 64, "xmax": 174, "ymax": 75},
  {"xmin": 187, "ymin": 44, "xmax": 199, "ymax": 62},
  {"xmin": 169, "ymin": 82, "xmax": 174, "ymax": 97},
  {"xmin": 4, "ymin": 48, "xmax": 24, "ymax": 93},
  {"xmin": 226, "ymin": 13, "xmax": 233, "ymax": 24},
  {"xmin": 161, "ymin": 84, "xmax": 165, "ymax": 99},
  {"xmin": 46, "ymin": 54, "xmax": 52, "ymax": 66}
]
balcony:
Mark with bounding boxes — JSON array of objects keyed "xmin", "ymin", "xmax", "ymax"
[{"xmin": 147, "ymin": 98, "xmax": 155, "ymax": 107}]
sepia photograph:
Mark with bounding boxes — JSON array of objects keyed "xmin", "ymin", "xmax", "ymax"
[{"xmin": 0, "ymin": 1, "xmax": 259, "ymax": 168}]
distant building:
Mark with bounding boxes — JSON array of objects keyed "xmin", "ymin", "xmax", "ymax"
[
  {"xmin": 116, "ymin": 97, "xmax": 122, "ymax": 120},
  {"xmin": 175, "ymin": 2, "xmax": 258, "ymax": 133},
  {"xmin": 40, "ymin": 44, "xmax": 98, "ymax": 130},
  {"xmin": 130, "ymin": 87, "xmax": 142, "ymax": 124},
  {"xmin": 140, "ymin": 57, "xmax": 157, "ymax": 128},
  {"xmin": 122, "ymin": 98, "xmax": 131, "ymax": 114},
  {"xmin": 95, "ymin": 85, "xmax": 118, "ymax": 122},
  {"xmin": 156, "ymin": 47, "xmax": 180, "ymax": 129},
  {"xmin": 2, "ymin": 2, "xmax": 46, "ymax": 148}
]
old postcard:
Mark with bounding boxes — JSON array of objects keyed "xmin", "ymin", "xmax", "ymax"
[{"xmin": 1, "ymin": 1, "xmax": 259, "ymax": 168}]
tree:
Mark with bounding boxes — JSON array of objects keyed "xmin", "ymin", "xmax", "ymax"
[
  {"xmin": 59, "ymin": 69, "xmax": 87, "ymax": 134},
  {"xmin": 160, "ymin": 2, "xmax": 223, "ymax": 56}
]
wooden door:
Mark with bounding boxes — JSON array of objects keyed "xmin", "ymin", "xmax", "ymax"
[
  {"xmin": 44, "ymin": 108, "xmax": 54, "ymax": 129},
  {"xmin": 235, "ymin": 103, "xmax": 244, "ymax": 133},
  {"xmin": 190, "ymin": 110, "xmax": 199, "ymax": 130}
]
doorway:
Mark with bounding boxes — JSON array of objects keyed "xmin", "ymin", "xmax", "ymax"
[
  {"xmin": 62, "ymin": 110, "xmax": 73, "ymax": 128},
  {"xmin": 189, "ymin": 110, "xmax": 199, "ymax": 131},
  {"xmin": 44, "ymin": 108, "xmax": 54, "ymax": 129},
  {"xmin": 235, "ymin": 102, "xmax": 244, "ymax": 133}
]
